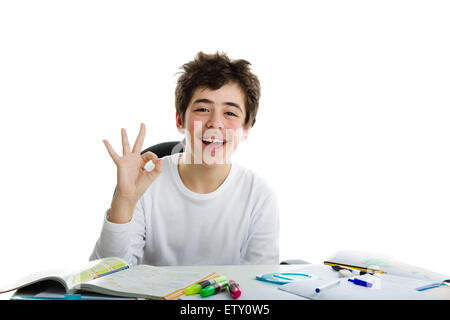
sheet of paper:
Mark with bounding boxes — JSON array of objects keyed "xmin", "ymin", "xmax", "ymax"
[
  {"xmin": 279, "ymin": 274, "xmax": 437, "ymax": 300},
  {"xmin": 420, "ymin": 286, "xmax": 450, "ymax": 300},
  {"xmin": 327, "ymin": 250, "xmax": 449, "ymax": 283}
]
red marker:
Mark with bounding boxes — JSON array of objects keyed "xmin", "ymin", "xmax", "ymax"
[{"xmin": 228, "ymin": 280, "xmax": 241, "ymax": 299}]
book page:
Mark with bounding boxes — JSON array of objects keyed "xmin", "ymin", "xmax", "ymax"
[
  {"xmin": 0, "ymin": 268, "xmax": 71, "ymax": 293},
  {"xmin": 80, "ymin": 265, "xmax": 217, "ymax": 300},
  {"xmin": 67, "ymin": 257, "xmax": 129, "ymax": 290},
  {"xmin": 0, "ymin": 257, "xmax": 129, "ymax": 294}
]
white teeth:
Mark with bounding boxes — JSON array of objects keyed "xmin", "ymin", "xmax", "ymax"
[{"xmin": 203, "ymin": 137, "xmax": 223, "ymax": 143}]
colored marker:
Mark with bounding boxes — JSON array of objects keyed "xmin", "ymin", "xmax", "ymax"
[
  {"xmin": 200, "ymin": 280, "xmax": 229, "ymax": 298},
  {"xmin": 315, "ymin": 279, "xmax": 341, "ymax": 293},
  {"xmin": 184, "ymin": 276, "xmax": 227, "ymax": 295},
  {"xmin": 228, "ymin": 280, "xmax": 241, "ymax": 299},
  {"xmin": 348, "ymin": 278, "xmax": 373, "ymax": 288}
]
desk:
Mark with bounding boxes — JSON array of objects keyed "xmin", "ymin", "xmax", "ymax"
[
  {"xmin": 1, "ymin": 264, "xmax": 308, "ymax": 300},
  {"xmin": 3, "ymin": 263, "xmax": 450, "ymax": 300}
]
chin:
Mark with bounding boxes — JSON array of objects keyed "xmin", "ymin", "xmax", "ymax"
[
  {"xmin": 200, "ymin": 152, "xmax": 230, "ymax": 167},
  {"xmin": 202, "ymin": 154, "xmax": 234, "ymax": 166}
]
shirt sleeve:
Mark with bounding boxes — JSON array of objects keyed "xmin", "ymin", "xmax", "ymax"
[
  {"xmin": 89, "ymin": 198, "xmax": 146, "ymax": 267},
  {"xmin": 241, "ymin": 191, "xmax": 280, "ymax": 265}
]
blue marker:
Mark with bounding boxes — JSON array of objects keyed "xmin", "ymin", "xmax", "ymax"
[{"xmin": 348, "ymin": 278, "xmax": 373, "ymax": 288}]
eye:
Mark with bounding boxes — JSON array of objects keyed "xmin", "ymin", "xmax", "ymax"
[
  {"xmin": 195, "ymin": 107, "xmax": 209, "ymax": 112},
  {"xmin": 225, "ymin": 111, "xmax": 237, "ymax": 117}
]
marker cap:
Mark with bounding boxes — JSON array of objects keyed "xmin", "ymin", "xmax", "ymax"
[
  {"xmin": 228, "ymin": 280, "xmax": 241, "ymax": 299},
  {"xmin": 184, "ymin": 284, "xmax": 202, "ymax": 295}
]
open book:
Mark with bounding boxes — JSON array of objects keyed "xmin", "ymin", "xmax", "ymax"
[
  {"xmin": 0, "ymin": 257, "xmax": 218, "ymax": 300},
  {"xmin": 278, "ymin": 251, "xmax": 450, "ymax": 300}
]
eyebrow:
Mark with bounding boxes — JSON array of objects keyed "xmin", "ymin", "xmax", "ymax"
[{"xmin": 192, "ymin": 98, "xmax": 244, "ymax": 114}]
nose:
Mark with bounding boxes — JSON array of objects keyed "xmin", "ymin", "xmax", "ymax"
[{"xmin": 205, "ymin": 110, "xmax": 224, "ymax": 129}]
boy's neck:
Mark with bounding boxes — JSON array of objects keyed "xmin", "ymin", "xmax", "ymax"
[{"xmin": 178, "ymin": 153, "xmax": 232, "ymax": 194}]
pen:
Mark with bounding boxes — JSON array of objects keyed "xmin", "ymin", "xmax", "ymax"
[
  {"xmin": 324, "ymin": 261, "xmax": 385, "ymax": 274},
  {"xmin": 416, "ymin": 282, "xmax": 448, "ymax": 292},
  {"xmin": 200, "ymin": 280, "xmax": 229, "ymax": 298},
  {"xmin": 348, "ymin": 278, "xmax": 373, "ymax": 288},
  {"xmin": 184, "ymin": 275, "xmax": 228, "ymax": 295},
  {"xmin": 315, "ymin": 279, "xmax": 341, "ymax": 293},
  {"xmin": 228, "ymin": 280, "xmax": 241, "ymax": 299}
]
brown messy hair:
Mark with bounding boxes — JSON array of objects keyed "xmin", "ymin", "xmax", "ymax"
[{"xmin": 175, "ymin": 51, "xmax": 261, "ymax": 129}]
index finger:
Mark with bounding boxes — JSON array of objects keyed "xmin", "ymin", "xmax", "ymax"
[
  {"xmin": 132, "ymin": 123, "xmax": 146, "ymax": 153},
  {"xmin": 103, "ymin": 139, "xmax": 120, "ymax": 163}
]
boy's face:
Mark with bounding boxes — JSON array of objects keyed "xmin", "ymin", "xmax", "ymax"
[{"xmin": 176, "ymin": 82, "xmax": 251, "ymax": 166}]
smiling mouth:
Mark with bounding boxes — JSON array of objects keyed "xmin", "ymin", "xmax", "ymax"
[{"xmin": 202, "ymin": 137, "xmax": 226, "ymax": 149}]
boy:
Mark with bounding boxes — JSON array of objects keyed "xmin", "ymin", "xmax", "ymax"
[{"xmin": 90, "ymin": 52, "xmax": 279, "ymax": 266}]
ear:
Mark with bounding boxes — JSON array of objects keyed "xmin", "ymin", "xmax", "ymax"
[
  {"xmin": 241, "ymin": 125, "xmax": 252, "ymax": 141},
  {"xmin": 176, "ymin": 113, "xmax": 185, "ymax": 134}
]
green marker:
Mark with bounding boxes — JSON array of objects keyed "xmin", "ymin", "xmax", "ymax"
[
  {"xmin": 184, "ymin": 276, "xmax": 228, "ymax": 295},
  {"xmin": 200, "ymin": 280, "xmax": 229, "ymax": 298}
]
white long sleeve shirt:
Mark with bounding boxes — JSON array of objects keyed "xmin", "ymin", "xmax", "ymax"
[{"xmin": 90, "ymin": 153, "xmax": 279, "ymax": 266}]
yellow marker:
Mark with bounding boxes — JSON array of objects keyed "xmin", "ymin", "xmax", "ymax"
[{"xmin": 184, "ymin": 276, "xmax": 228, "ymax": 295}]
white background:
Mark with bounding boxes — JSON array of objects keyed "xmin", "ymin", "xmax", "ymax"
[{"xmin": 1, "ymin": 0, "xmax": 449, "ymax": 288}]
